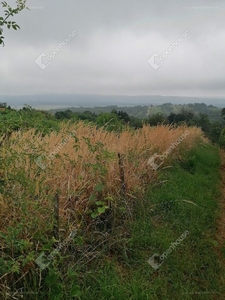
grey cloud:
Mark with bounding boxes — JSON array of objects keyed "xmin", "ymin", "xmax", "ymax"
[{"xmin": 0, "ymin": 0, "xmax": 224, "ymax": 98}]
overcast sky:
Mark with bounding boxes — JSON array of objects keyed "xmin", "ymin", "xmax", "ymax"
[{"xmin": 0, "ymin": 0, "xmax": 224, "ymax": 97}]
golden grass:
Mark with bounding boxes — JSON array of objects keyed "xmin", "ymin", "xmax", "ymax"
[{"xmin": 0, "ymin": 122, "xmax": 206, "ymax": 233}]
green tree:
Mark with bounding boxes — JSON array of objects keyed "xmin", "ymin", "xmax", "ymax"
[
  {"xmin": 208, "ymin": 121, "xmax": 223, "ymax": 144},
  {"xmin": 167, "ymin": 110, "xmax": 194, "ymax": 125},
  {"xmin": 148, "ymin": 113, "xmax": 167, "ymax": 126},
  {"xmin": 222, "ymin": 108, "xmax": 225, "ymax": 119},
  {"xmin": 0, "ymin": 102, "xmax": 7, "ymax": 108},
  {"xmin": 219, "ymin": 128, "xmax": 225, "ymax": 149},
  {"xmin": 96, "ymin": 113, "xmax": 123, "ymax": 132},
  {"xmin": 196, "ymin": 113, "xmax": 211, "ymax": 133},
  {"xmin": 111, "ymin": 109, "xmax": 130, "ymax": 123},
  {"xmin": 0, "ymin": 0, "xmax": 27, "ymax": 46}
]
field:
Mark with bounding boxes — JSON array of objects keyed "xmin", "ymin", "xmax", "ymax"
[{"xmin": 0, "ymin": 120, "xmax": 224, "ymax": 299}]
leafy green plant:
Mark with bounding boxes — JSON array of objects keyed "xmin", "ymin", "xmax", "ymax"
[
  {"xmin": 88, "ymin": 183, "xmax": 109, "ymax": 218},
  {"xmin": 219, "ymin": 127, "xmax": 225, "ymax": 149},
  {"xmin": 91, "ymin": 200, "xmax": 109, "ymax": 218},
  {"xmin": 0, "ymin": 0, "xmax": 27, "ymax": 46},
  {"xmin": 96, "ymin": 112, "xmax": 124, "ymax": 132}
]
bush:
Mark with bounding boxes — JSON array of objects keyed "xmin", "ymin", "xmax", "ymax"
[{"xmin": 219, "ymin": 127, "xmax": 225, "ymax": 149}]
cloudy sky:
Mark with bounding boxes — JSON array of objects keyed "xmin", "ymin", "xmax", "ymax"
[{"xmin": 0, "ymin": 0, "xmax": 224, "ymax": 97}]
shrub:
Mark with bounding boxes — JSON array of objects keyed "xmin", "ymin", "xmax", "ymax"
[{"xmin": 219, "ymin": 127, "xmax": 225, "ymax": 149}]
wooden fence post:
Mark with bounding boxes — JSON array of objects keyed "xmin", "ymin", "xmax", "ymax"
[
  {"xmin": 53, "ymin": 193, "xmax": 59, "ymax": 242},
  {"xmin": 118, "ymin": 153, "xmax": 126, "ymax": 196}
]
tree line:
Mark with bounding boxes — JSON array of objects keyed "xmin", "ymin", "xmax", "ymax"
[
  {"xmin": 147, "ymin": 109, "xmax": 225, "ymax": 146},
  {"xmin": 1, "ymin": 103, "xmax": 225, "ymax": 148}
]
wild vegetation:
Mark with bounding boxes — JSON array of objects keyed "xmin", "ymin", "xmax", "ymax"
[
  {"xmin": 50, "ymin": 103, "xmax": 225, "ymax": 146},
  {"xmin": 49, "ymin": 102, "xmax": 223, "ymax": 121},
  {"xmin": 49, "ymin": 102, "xmax": 224, "ymax": 121},
  {"xmin": 0, "ymin": 0, "xmax": 27, "ymax": 46},
  {"xmin": 0, "ymin": 103, "xmax": 224, "ymax": 299}
]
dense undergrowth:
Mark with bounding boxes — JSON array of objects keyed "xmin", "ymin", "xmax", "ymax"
[
  {"xmin": 0, "ymin": 117, "xmax": 223, "ymax": 299},
  {"xmin": 76, "ymin": 144, "xmax": 223, "ymax": 300}
]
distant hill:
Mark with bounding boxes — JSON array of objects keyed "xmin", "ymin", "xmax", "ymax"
[
  {"xmin": 0, "ymin": 94, "xmax": 224, "ymax": 109},
  {"xmin": 147, "ymin": 103, "xmax": 222, "ymax": 121},
  {"xmin": 48, "ymin": 103, "xmax": 223, "ymax": 122}
]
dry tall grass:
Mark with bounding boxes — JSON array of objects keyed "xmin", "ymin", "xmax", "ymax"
[{"xmin": 0, "ymin": 122, "xmax": 206, "ymax": 234}]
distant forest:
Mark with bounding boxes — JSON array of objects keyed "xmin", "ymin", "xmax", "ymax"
[
  {"xmin": 49, "ymin": 103, "xmax": 225, "ymax": 146},
  {"xmin": 1, "ymin": 102, "xmax": 225, "ymax": 147},
  {"xmin": 49, "ymin": 102, "xmax": 223, "ymax": 122}
]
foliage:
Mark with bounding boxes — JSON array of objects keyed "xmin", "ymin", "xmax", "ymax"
[
  {"xmin": 0, "ymin": 0, "xmax": 27, "ymax": 46},
  {"xmin": 50, "ymin": 102, "xmax": 224, "ymax": 122},
  {"xmin": 50, "ymin": 105, "xmax": 225, "ymax": 144},
  {"xmin": 222, "ymin": 108, "xmax": 225, "ymax": 119},
  {"xmin": 208, "ymin": 121, "xmax": 224, "ymax": 144},
  {"xmin": 147, "ymin": 102, "xmax": 223, "ymax": 122},
  {"xmin": 80, "ymin": 144, "xmax": 222, "ymax": 299},
  {"xmin": 96, "ymin": 112, "xmax": 124, "ymax": 132},
  {"xmin": 0, "ymin": 102, "xmax": 7, "ymax": 108},
  {"xmin": 148, "ymin": 112, "xmax": 167, "ymax": 125},
  {"xmin": 164, "ymin": 111, "xmax": 224, "ymax": 144},
  {"xmin": 1, "ymin": 102, "xmax": 225, "ymax": 146},
  {"xmin": 0, "ymin": 102, "xmax": 224, "ymax": 298},
  {"xmin": 219, "ymin": 128, "xmax": 225, "ymax": 149},
  {"xmin": 0, "ymin": 105, "xmax": 60, "ymax": 135},
  {"xmin": 54, "ymin": 108, "xmax": 143, "ymax": 129},
  {"xmin": 0, "ymin": 139, "xmax": 222, "ymax": 298},
  {"xmin": 111, "ymin": 109, "xmax": 130, "ymax": 123}
]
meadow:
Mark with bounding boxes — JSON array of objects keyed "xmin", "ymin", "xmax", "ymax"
[{"xmin": 0, "ymin": 116, "xmax": 224, "ymax": 299}]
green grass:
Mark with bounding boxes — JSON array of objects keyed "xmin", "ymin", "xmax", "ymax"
[
  {"xmin": 1, "ymin": 143, "xmax": 224, "ymax": 299},
  {"xmin": 78, "ymin": 143, "xmax": 224, "ymax": 300}
]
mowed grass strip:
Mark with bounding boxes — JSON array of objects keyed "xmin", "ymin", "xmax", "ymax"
[{"xmin": 79, "ymin": 144, "xmax": 223, "ymax": 300}]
